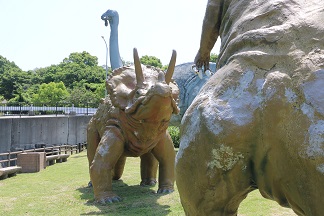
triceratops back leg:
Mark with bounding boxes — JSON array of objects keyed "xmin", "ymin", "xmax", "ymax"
[
  {"xmin": 140, "ymin": 152, "xmax": 158, "ymax": 186},
  {"xmin": 113, "ymin": 156, "xmax": 127, "ymax": 180}
]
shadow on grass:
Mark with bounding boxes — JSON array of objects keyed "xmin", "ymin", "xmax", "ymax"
[{"xmin": 77, "ymin": 180, "xmax": 172, "ymax": 215}]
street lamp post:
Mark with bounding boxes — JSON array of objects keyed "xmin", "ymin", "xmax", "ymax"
[{"xmin": 101, "ymin": 36, "xmax": 108, "ymax": 97}]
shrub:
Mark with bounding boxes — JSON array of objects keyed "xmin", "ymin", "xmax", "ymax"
[{"xmin": 168, "ymin": 126, "xmax": 180, "ymax": 148}]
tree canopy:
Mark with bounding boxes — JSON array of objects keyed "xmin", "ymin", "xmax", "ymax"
[
  {"xmin": 0, "ymin": 52, "xmax": 107, "ymax": 106},
  {"xmin": 62, "ymin": 51, "xmax": 98, "ymax": 67},
  {"xmin": 140, "ymin": 55, "xmax": 163, "ymax": 68},
  {"xmin": 0, "ymin": 56, "xmax": 31, "ymax": 100},
  {"xmin": 32, "ymin": 82, "xmax": 69, "ymax": 105}
]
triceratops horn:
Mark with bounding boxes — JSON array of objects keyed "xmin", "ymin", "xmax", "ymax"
[
  {"xmin": 165, "ymin": 50, "xmax": 177, "ymax": 84},
  {"xmin": 133, "ymin": 48, "xmax": 144, "ymax": 86}
]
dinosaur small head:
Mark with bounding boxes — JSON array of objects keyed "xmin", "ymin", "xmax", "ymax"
[
  {"xmin": 101, "ymin": 9, "xmax": 119, "ymax": 27},
  {"xmin": 106, "ymin": 48, "xmax": 180, "ymax": 122}
]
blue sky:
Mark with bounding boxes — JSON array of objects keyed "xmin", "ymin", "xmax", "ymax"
[{"xmin": 0, "ymin": 0, "xmax": 220, "ymax": 71}]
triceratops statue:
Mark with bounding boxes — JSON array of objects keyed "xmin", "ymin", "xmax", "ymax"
[{"xmin": 87, "ymin": 48, "xmax": 179, "ymax": 204}]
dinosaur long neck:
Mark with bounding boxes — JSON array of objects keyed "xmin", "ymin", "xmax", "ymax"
[{"xmin": 109, "ymin": 24, "xmax": 123, "ymax": 70}]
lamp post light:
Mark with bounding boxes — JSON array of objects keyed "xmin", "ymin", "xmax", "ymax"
[{"xmin": 101, "ymin": 36, "xmax": 108, "ymax": 97}]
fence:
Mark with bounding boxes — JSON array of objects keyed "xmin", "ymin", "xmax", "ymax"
[
  {"xmin": 0, "ymin": 102, "xmax": 98, "ymax": 116},
  {"xmin": 0, "ymin": 143, "xmax": 87, "ymax": 168}
]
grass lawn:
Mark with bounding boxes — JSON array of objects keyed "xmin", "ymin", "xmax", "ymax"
[{"xmin": 0, "ymin": 151, "xmax": 296, "ymax": 215}]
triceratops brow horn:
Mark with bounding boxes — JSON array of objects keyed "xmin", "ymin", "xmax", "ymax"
[
  {"xmin": 165, "ymin": 50, "xmax": 177, "ymax": 84},
  {"xmin": 133, "ymin": 48, "xmax": 144, "ymax": 86}
]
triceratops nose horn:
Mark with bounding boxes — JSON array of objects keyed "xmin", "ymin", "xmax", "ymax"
[
  {"xmin": 165, "ymin": 50, "xmax": 177, "ymax": 84},
  {"xmin": 133, "ymin": 48, "xmax": 144, "ymax": 86}
]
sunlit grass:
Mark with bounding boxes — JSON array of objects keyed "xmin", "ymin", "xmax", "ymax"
[{"xmin": 0, "ymin": 151, "xmax": 296, "ymax": 215}]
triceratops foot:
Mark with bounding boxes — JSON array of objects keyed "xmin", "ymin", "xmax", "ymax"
[
  {"xmin": 140, "ymin": 178, "xmax": 157, "ymax": 187},
  {"xmin": 96, "ymin": 195, "xmax": 122, "ymax": 204},
  {"xmin": 157, "ymin": 187, "xmax": 174, "ymax": 194}
]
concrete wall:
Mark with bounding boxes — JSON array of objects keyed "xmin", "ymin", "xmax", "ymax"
[{"xmin": 0, "ymin": 115, "xmax": 92, "ymax": 153}]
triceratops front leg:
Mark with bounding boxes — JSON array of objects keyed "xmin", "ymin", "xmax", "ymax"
[
  {"xmin": 90, "ymin": 126, "xmax": 125, "ymax": 204},
  {"xmin": 140, "ymin": 152, "xmax": 158, "ymax": 186},
  {"xmin": 152, "ymin": 132, "xmax": 176, "ymax": 193},
  {"xmin": 87, "ymin": 122, "xmax": 101, "ymax": 187}
]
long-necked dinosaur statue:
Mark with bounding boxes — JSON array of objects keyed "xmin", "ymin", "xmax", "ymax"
[{"xmin": 101, "ymin": 9, "xmax": 123, "ymax": 70}]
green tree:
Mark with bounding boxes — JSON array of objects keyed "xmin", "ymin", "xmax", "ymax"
[
  {"xmin": 30, "ymin": 52, "xmax": 105, "ymax": 89},
  {"xmin": 0, "ymin": 55, "xmax": 18, "ymax": 76},
  {"xmin": 67, "ymin": 83, "xmax": 105, "ymax": 106},
  {"xmin": 140, "ymin": 55, "xmax": 163, "ymax": 68},
  {"xmin": 58, "ymin": 52, "xmax": 106, "ymax": 89},
  {"xmin": 32, "ymin": 82, "xmax": 69, "ymax": 105},
  {"xmin": 0, "ymin": 69, "xmax": 31, "ymax": 100},
  {"xmin": 62, "ymin": 51, "xmax": 98, "ymax": 67},
  {"xmin": 0, "ymin": 55, "xmax": 32, "ymax": 100},
  {"xmin": 0, "ymin": 52, "xmax": 107, "ymax": 104},
  {"xmin": 210, "ymin": 53, "xmax": 218, "ymax": 63},
  {"xmin": 7, "ymin": 86, "xmax": 30, "ymax": 105},
  {"xmin": 32, "ymin": 65, "xmax": 62, "ymax": 84}
]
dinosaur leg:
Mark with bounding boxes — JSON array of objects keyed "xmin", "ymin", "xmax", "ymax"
[
  {"xmin": 152, "ymin": 132, "xmax": 175, "ymax": 193},
  {"xmin": 86, "ymin": 122, "xmax": 100, "ymax": 187},
  {"xmin": 87, "ymin": 123, "xmax": 100, "ymax": 168},
  {"xmin": 89, "ymin": 126, "xmax": 125, "ymax": 204},
  {"xmin": 176, "ymin": 115, "xmax": 256, "ymax": 215},
  {"xmin": 176, "ymin": 68, "xmax": 257, "ymax": 215},
  {"xmin": 140, "ymin": 152, "xmax": 158, "ymax": 186},
  {"xmin": 113, "ymin": 156, "xmax": 126, "ymax": 180}
]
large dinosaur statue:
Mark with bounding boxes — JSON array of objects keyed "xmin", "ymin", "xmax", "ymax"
[
  {"xmin": 87, "ymin": 48, "xmax": 179, "ymax": 204},
  {"xmin": 101, "ymin": 9, "xmax": 215, "ymax": 125},
  {"xmin": 176, "ymin": 0, "xmax": 324, "ymax": 215}
]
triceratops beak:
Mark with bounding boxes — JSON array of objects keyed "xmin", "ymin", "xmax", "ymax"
[
  {"xmin": 165, "ymin": 50, "xmax": 177, "ymax": 84},
  {"xmin": 133, "ymin": 48, "xmax": 144, "ymax": 86}
]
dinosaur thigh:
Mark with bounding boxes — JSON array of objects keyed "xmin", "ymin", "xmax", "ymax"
[
  {"xmin": 253, "ymin": 69, "xmax": 324, "ymax": 215},
  {"xmin": 176, "ymin": 78, "xmax": 258, "ymax": 215}
]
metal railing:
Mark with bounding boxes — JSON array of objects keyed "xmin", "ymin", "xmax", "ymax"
[{"xmin": 0, "ymin": 102, "xmax": 98, "ymax": 116}]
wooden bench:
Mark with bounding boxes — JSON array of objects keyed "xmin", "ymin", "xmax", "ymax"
[
  {"xmin": 0, "ymin": 166, "xmax": 22, "ymax": 180},
  {"xmin": 46, "ymin": 154, "xmax": 70, "ymax": 166}
]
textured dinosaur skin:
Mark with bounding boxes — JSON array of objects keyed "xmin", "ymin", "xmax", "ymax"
[
  {"xmin": 87, "ymin": 48, "xmax": 179, "ymax": 204},
  {"xmin": 176, "ymin": 0, "xmax": 324, "ymax": 215}
]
